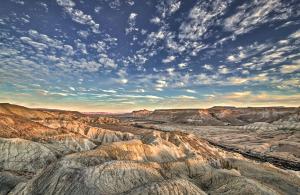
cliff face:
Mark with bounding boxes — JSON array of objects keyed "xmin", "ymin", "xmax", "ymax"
[
  {"xmin": 131, "ymin": 109, "xmax": 152, "ymax": 117},
  {"xmin": 146, "ymin": 107, "xmax": 300, "ymax": 125}
]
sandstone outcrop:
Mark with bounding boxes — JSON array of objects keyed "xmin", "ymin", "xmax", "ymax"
[{"xmin": 131, "ymin": 109, "xmax": 153, "ymax": 118}]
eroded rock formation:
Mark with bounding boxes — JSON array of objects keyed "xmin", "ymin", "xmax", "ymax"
[{"xmin": 0, "ymin": 103, "xmax": 299, "ymax": 194}]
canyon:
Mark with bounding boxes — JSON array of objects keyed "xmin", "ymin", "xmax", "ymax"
[{"xmin": 0, "ymin": 103, "xmax": 299, "ymax": 194}]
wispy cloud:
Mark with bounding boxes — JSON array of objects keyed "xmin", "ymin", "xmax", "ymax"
[
  {"xmin": 186, "ymin": 89, "xmax": 197, "ymax": 93},
  {"xmin": 162, "ymin": 55, "xmax": 176, "ymax": 63},
  {"xmin": 280, "ymin": 60, "xmax": 300, "ymax": 74},
  {"xmin": 56, "ymin": 0, "xmax": 100, "ymax": 33},
  {"xmin": 126, "ymin": 13, "xmax": 138, "ymax": 34},
  {"xmin": 223, "ymin": 0, "xmax": 295, "ymax": 36},
  {"xmin": 179, "ymin": 0, "xmax": 229, "ymax": 41}
]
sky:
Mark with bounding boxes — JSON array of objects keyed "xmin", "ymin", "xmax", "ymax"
[{"xmin": 0, "ymin": 0, "xmax": 299, "ymax": 112}]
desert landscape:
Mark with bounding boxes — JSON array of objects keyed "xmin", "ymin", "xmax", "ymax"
[
  {"xmin": 1, "ymin": 0, "xmax": 300, "ymax": 194},
  {"xmin": 0, "ymin": 103, "xmax": 299, "ymax": 194}
]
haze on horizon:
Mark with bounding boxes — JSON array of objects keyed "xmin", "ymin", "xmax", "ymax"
[{"xmin": 0, "ymin": 0, "xmax": 299, "ymax": 112}]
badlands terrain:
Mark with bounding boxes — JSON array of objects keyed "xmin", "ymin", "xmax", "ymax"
[
  {"xmin": 0, "ymin": 103, "xmax": 299, "ymax": 195},
  {"xmin": 126, "ymin": 107, "xmax": 300, "ymax": 170}
]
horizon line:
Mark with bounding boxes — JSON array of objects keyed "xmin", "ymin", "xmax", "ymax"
[{"xmin": 1, "ymin": 102, "xmax": 299, "ymax": 114}]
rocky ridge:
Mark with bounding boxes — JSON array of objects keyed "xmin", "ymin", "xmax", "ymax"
[{"xmin": 142, "ymin": 107, "xmax": 300, "ymax": 126}]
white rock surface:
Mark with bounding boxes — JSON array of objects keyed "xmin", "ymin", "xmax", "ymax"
[{"xmin": 0, "ymin": 138, "xmax": 57, "ymax": 173}]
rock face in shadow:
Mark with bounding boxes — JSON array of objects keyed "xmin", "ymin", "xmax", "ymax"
[
  {"xmin": 0, "ymin": 172, "xmax": 27, "ymax": 195},
  {"xmin": 0, "ymin": 103, "xmax": 299, "ymax": 195}
]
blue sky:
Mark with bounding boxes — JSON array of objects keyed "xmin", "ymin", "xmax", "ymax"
[{"xmin": 0, "ymin": 0, "xmax": 299, "ymax": 112}]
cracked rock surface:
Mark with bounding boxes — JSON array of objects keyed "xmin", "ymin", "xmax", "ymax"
[{"xmin": 0, "ymin": 138, "xmax": 57, "ymax": 173}]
